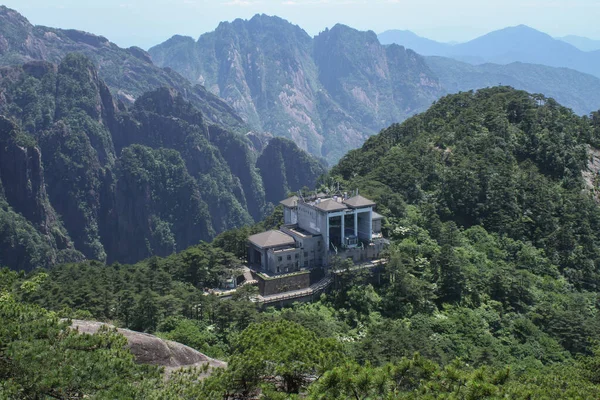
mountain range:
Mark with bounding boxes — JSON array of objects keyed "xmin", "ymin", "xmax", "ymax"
[
  {"xmin": 1, "ymin": 6, "xmax": 600, "ymax": 271},
  {"xmin": 379, "ymin": 25, "xmax": 600, "ymax": 78},
  {"xmin": 152, "ymin": 18, "xmax": 600, "ymax": 162},
  {"xmin": 2, "ymin": 6, "xmax": 599, "ymax": 164},
  {"xmin": 149, "ymin": 15, "xmax": 444, "ymax": 162}
]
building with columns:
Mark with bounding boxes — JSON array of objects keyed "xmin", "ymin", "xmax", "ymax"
[{"xmin": 248, "ymin": 192, "xmax": 386, "ymax": 275}]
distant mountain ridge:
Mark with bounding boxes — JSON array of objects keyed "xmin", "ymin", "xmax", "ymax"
[
  {"xmin": 557, "ymin": 35, "xmax": 600, "ymax": 52},
  {"xmin": 426, "ymin": 57, "xmax": 600, "ymax": 116},
  {"xmin": 378, "ymin": 25, "xmax": 600, "ymax": 78},
  {"xmin": 149, "ymin": 15, "xmax": 445, "ymax": 162},
  {"xmin": 2, "ymin": 5, "xmax": 598, "ymax": 164},
  {"xmin": 153, "ymin": 18, "xmax": 600, "ymax": 163},
  {"xmin": 378, "ymin": 30, "xmax": 453, "ymax": 56}
]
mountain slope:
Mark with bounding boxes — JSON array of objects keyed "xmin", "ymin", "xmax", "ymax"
[
  {"xmin": 426, "ymin": 56, "xmax": 600, "ymax": 115},
  {"xmin": 0, "ymin": 6, "xmax": 247, "ymax": 133},
  {"xmin": 257, "ymin": 137, "xmax": 327, "ymax": 204},
  {"xmin": 0, "ymin": 55, "xmax": 324, "ymax": 269},
  {"xmin": 332, "ymin": 86, "xmax": 600, "ymax": 289},
  {"xmin": 149, "ymin": 15, "xmax": 444, "ymax": 162}
]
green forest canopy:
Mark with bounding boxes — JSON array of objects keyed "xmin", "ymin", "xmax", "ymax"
[{"xmin": 2, "ymin": 87, "xmax": 600, "ymax": 398}]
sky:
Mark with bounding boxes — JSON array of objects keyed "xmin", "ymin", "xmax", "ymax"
[{"xmin": 5, "ymin": 0, "xmax": 600, "ymax": 50}]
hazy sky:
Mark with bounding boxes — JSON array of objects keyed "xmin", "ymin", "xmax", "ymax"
[{"xmin": 6, "ymin": 0, "xmax": 600, "ymax": 50}]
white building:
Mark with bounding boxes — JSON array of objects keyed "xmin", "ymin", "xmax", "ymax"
[{"xmin": 248, "ymin": 192, "xmax": 386, "ymax": 275}]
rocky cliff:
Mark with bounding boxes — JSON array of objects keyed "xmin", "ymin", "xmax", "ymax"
[
  {"xmin": 257, "ymin": 137, "xmax": 327, "ymax": 204},
  {"xmin": 149, "ymin": 15, "xmax": 444, "ymax": 162},
  {"xmin": 0, "ymin": 55, "xmax": 324, "ymax": 270}
]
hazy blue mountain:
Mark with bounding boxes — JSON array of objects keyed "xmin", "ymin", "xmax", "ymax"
[
  {"xmin": 149, "ymin": 15, "xmax": 444, "ymax": 163},
  {"xmin": 557, "ymin": 35, "xmax": 600, "ymax": 52},
  {"xmin": 378, "ymin": 30, "xmax": 453, "ymax": 56},
  {"xmin": 380, "ymin": 25, "xmax": 600, "ymax": 79},
  {"xmin": 427, "ymin": 56, "xmax": 600, "ymax": 115},
  {"xmin": 448, "ymin": 25, "xmax": 600, "ymax": 78}
]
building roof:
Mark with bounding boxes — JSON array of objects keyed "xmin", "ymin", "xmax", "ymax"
[
  {"xmin": 248, "ymin": 230, "xmax": 295, "ymax": 249},
  {"xmin": 372, "ymin": 211, "xmax": 384, "ymax": 220},
  {"xmin": 280, "ymin": 195, "xmax": 299, "ymax": 208},
  {"xmin": 343, "ymin": 195, "xmax": 376, "ymax": 208},
  {"xmin": 314, "ymin": 198, "xmax": 348, "ymax": 212}
]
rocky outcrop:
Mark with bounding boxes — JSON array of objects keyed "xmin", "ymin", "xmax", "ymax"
[
  {"xmin": 70, "ymin": 320, "xmax": 226, "ymax": 376},
  {"xmin": 0, "ymin": 117, "xmax": 49, "ymax": 230},
  {"xmin": 257, "ymin": 137, "xmax": 327, "ymax": 204}
]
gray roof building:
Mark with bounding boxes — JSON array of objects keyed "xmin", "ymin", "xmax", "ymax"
[{"xmin": 249, "ymin": 192, "xmax": 386, "ymax": 277}]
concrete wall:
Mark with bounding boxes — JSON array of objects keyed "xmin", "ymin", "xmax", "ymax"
[
  {"xmin": 267, "ymin": 247, "xmax": 302, "ymax": 274},
  {"xmin": 284, "ymin": 207, "xmax": 297, "ymax": 225},
  {"xmin": 297, "ymin": 203, "xmax": 328, "ymax": 236},
  {"xmin": 257, "ymin": 271, "xmax": 311, "ymax": 296},
  {"xmin": 280, "ymin": 226, "xmax": 325, "ymax": 269}
]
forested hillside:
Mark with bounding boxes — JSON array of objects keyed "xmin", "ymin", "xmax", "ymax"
[
  {"xmin": 3, "ymin": 87, "xmax": 600, "ymax": 398},
  {"xmin": 0, "ymin": 54, "xmax": 324, "ymax": 270}
]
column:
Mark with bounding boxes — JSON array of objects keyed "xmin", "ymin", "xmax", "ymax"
[
  {"xmin": 354, "ymin": 210, "xmax": 358, "ymax": 237},
  {"xmin": 368, "ymin": 210, "xmax": 373, "ymax": 241},
  {"xmin": 341, "ymin": 214, "xmax": 345, "ymax": 246},
  {"xmin": 326, "ymin": 216, "xmax": 330, "ymax": 249}
]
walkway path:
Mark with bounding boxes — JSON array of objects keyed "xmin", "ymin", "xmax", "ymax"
[{"xmin": 256, "ymin": 276, "xmax": 333, "ymax": 305}]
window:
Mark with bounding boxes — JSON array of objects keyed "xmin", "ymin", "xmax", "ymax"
[
  {"xmin": 277, "ymin": 267, "xmax": 280, "ymax": 273},
  {"xmin": 287, "ymin": 255, "xmax": 292, "ymax": 261},
  {"xmin": 295, "ymin": 253, "xmax": 299, "ymax": 259},
  {"xmin": 278, "ymin": 256, "xmax": 282, "ymax": 262}
]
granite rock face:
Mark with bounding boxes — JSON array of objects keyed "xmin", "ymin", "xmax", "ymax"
[
  {"xmin": 70, "ymin": 319, "xmax": 227, "ymax": 376},
  {"xmin": 0, "ymin": 54, "xmax": 324, "ymax": 270},
  {"xmin": 149, "ymin": 15, "xmax": 444, "ymax": 163}
]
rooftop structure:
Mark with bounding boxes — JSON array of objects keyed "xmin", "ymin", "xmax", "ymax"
[{"xmin": 248, "ymin": 230, "xmax": 295, "ymax": 249}]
